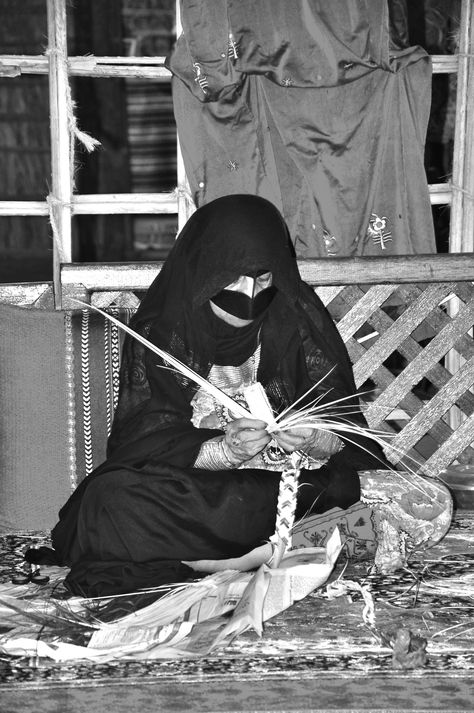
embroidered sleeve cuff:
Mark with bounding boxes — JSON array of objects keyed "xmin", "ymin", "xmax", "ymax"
[{"xmin": 193, "ymin": 436, "xmax": 242, "ymax": 470}]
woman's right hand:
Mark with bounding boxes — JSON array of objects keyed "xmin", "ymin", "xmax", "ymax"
[{"xmin": 224, "ymin": 418, "xmax": 271, "ymax": 462}]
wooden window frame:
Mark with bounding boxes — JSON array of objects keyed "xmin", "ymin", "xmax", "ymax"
[{"xmin": 0, "ymin": 0, "xmax": 472, "ymax": 307}]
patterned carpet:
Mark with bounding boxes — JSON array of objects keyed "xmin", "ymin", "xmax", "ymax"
[{"xmin": 1, "ymin": 513, "xmax": 474, "ymax": 712}]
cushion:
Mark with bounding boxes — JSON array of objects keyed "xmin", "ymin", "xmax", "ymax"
[
  {"xmin": 0, "ymin": 304, "xmax": 120, "ymax": 532},
  {"xmin": 0, "ymin": 303, "xmax": 73, "ymax": 531}
]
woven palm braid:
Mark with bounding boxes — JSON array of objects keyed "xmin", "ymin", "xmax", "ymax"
[{"xmin": 273, "ymin": 457, "xmax": 300, "ymax": 550}]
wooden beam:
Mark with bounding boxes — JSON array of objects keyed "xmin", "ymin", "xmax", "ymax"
[
  {"xmin": 0, "ymin": 54, "xmax": 457, "ymax": 79},
  {"xmin": 429, "ymin": 183, "xmax": 452, "ymax": 205},
  {"xmin": 0, "ymin": 201, "xmax": 50, "ymax": 216},
  {"xmin": 0, "ymin": 55, "xmax": 171, "ymax": 79},
  {"xmin": 0, "ymin": 181, "xmax": 452, "ymax": 218},
  {"xmin": 71, "ymin": 193, "xmax": 179, "ymax": 215},
  {"xmin": 0, "ymin": 283, "xmax": 54, "ymax": 307},
  {"xmin": 297, "ymin": 255, "xmax": 474, "ymax": 285},
  {"xmin": 431, "ymin": 55, "xmax": 459, "ymax": 74},
  {"xmin": 0, "ymin": 194, "xmax": 178, "ymax": 216},
  {"xmin": 60, "ymin": 254, "xmax": 474, "ymax": 293}
]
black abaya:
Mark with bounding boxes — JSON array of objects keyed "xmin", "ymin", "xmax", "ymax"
[{"xmin": 50, "ymin": 196, "xmax": 384, "ymax": 596}]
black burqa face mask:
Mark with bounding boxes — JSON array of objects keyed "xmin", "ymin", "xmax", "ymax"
[
  {"xmin": 210, "ymin": 271, "xmax": 277, "ymax": 321},
  {"xmin": 132, "ymin": 194, "xmax": 301, "ymax": 366}
]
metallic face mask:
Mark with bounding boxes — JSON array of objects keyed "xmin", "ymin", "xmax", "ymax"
[{"xmin": 210, "ymin": 271, "xmax": 276, "ymax": 320}]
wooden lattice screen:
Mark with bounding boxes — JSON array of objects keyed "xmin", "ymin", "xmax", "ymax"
[
  {"xmin": 58, "ymin": 253, "xmax": 474, "ymax": 477},
  {"xmin": 303, "ymin": 255, "xmax": 474, "ymax": 477},
  {"xmin": 321, "ymin": 279, "xmax": 474, "ymax": 475}
]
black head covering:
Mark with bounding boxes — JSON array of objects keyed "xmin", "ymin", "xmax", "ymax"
[{"xmin": 133, "ymin": 194, "xmax": 300, "ymax": 366}]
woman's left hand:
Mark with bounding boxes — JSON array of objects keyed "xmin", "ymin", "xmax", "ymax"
[{"xmin": 272, "ymin": 426, "xmax": 316, "ymax": 454}]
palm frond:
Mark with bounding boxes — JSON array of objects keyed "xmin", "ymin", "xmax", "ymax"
[
  {"xmin": 74, "ymin": 301, "xmax": 441, "ymax": 499},
  {"xmin": 72, "ymin": 300, "xmax": 251, "ymax": 419},
  {"xmin": 0, "ymin": 595, "xmax": 98, "ymax": 642},
  {"xmin": 274, "ymin": 366, "xmax": 338, "ymax": 424}
]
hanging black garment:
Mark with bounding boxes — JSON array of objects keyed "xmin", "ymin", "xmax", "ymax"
[
  {"xmin": 49, "ymin": 196, "xmax": 385, "ymax": 596},
  {"xmin": 168, "ymin": 0, "xmax": 435, "ymax": 257}
]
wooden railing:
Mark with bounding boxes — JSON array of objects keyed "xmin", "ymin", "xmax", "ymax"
[
  {"xmin": 1, "ymin": 254, "xmax": 473, "ymax": 476},
  {"xmin": 58, "ymin": 254, "xmax": 474, "ymax": 476}
]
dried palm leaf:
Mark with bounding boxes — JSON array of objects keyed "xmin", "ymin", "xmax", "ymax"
[
  {"xmin": 73, "ymin": 301, "xmax": 440, "ymax": 498},
  {"xmin": 72, "ymin": 300, "xmax": 251, "ymax": 420}
]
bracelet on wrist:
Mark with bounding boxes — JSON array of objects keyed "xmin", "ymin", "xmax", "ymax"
[{"xmin": 221, "ymin": 437, "xmax": 242, "ymax": 468}]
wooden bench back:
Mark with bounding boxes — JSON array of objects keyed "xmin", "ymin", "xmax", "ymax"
[{"xmin": 62, "ymin": 254, "xmax": 474, "ymax": 478}]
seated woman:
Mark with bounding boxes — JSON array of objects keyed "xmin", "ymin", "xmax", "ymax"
[{"xmin": 47, "ymin": 195, "xmax": 449, "ymax": 596}]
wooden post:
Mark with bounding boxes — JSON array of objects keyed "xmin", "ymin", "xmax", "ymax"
[
  {"xmin": 175, "ymin": 0, "xmax": 185, "ymax": 232},
  {"xmin": 450, "ymin": 0, "xmax": 474, "ymax": 253},
  {"xmin": 446, "ymin": 0, "xmax": 474, "ymax": 432},
  {"xmin": 177, "ymin": 137, "xmax": 189, "ymax": 231},
  {"xmin": 175, "ymin": 0, "xmax": 194, "ymax": 231},
  {"xmin": 47, "ymin": 0, "xmax": 73, "ymax": 307}
]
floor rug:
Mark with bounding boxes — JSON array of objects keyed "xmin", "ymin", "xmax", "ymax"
[{"xmin": 1, "ymin": 513, "xmax": 474, "ymax": 712}]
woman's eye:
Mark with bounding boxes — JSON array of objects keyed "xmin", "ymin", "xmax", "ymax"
[{"xmin": 257, "ymin": 272, "xmax": 272, "ymax": 288}]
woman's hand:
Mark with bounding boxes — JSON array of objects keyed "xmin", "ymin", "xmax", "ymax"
[
  {"xmin": 224, "ymin": 418, "xmax": 271, "ymax": 462},
  {"xmin": 273, "ymin": 427, "xmax": 343, "ymax": 458},
  {"xmin": 272, "ymin": 426, "xmax": 316, "ymax": 454}
]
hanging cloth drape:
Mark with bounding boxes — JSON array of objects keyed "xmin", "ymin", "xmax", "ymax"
[{"xmin": 168, "ymin": 0, "xmax": 436, "ymax": 257}]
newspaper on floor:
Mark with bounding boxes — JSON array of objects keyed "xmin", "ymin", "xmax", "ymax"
[{"xmin": 0, "ymin": 528, "xmax": 342, "ymax": 662}]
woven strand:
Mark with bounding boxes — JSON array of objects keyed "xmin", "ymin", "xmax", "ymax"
[
  {"xmin": 46, "ymin": 47, "xmax": 101, "ymax": 161},
  {"xmin": 271, "ymin": 453, "xmax": 302, "ymax": 566},
  {"xmin": 46, "ymin": 195, "xmax": 69, "ymax": 264},
  {"xmin": 81, "ymin": 309, "xmax": 94, "ymax": 476},
  {"xmin": 451, "ymin": 183, "xmax": 474, "ymax": 203},
  {"xmin": 64, "ymin": 311, "xmax": 77, "ymax": 491},
  {"xmin": 325, "ymin": 579, "xmax": 376, "ymax": 627},
  {"xmin": 44, "ymin": 41, "xmax": 99, "ymax": 256},
  {"xmin": 103, "ymin": 317, "xmax": 113, "ymax": 438},
  {"xmin": 172, "ymin": 185, "xmax": 196, "ymax": 216},
  {"xmin": 110, "ymin": 309, "xmax": 122, "ymax": 412}
]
